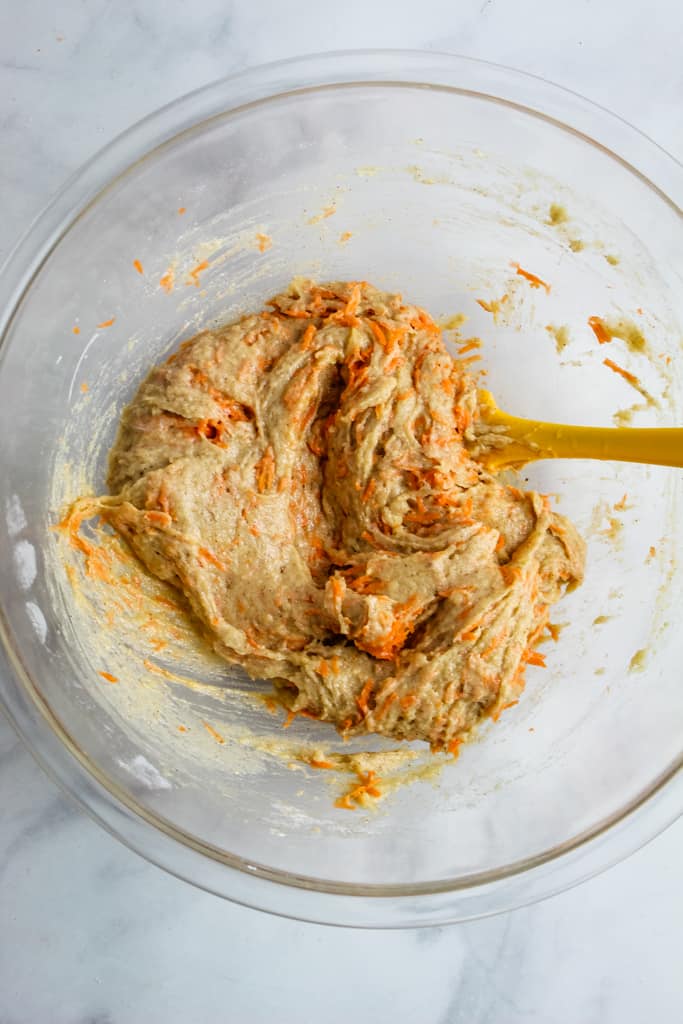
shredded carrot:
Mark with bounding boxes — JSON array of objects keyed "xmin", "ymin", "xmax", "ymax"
[
  {"xmin": 98, "ymin": 670, "xmax": 118, "ymax": 683},
  {"xmin": 256, "ymin": 232, "xmax": 272, "ymax": 253},
  {"xmin": 454, "ymin": 405, "xmax": 471, "ymax": 434},
  {"xmin": 255, "ymin": 446, "xmax": 275, "ymax": 493},
  {"xmin": 283, "ymin": 709, "xmax": 297, "ymax": 729},
  {"xmin": 260, "ymin": 696, "xmax": 279, "ymax": 715},
  {"xmin": 373, "ymin": 691, "xmax": 397, "ymax": 720},
  {"xmin": 278, "ymin": 307, "xmax": 312, "ymax": 319},
  {"xmin": 526, "ymin": 650, "xmax": 546, "ymax": 668},
  {"xmin": 133, "ymin": 259, "xmax": 144, "ymax": 275},
  {"xmin": 457, "ymin": 338, "xmax": 482, "ymax": 356},
  {"xmin": 447, "ymin": 737, "xmax": 462, "ymax": 758},
  {"xmin": 159, "ymin": 266, "xmax": 175, "ymax": 293},
  {"xmin": 202, "ymin": 721, "xmax": 225, "ymax": 744},
  {"xmin": 603, "ymin": 357, "xmax": 639, "ymax": 386},
  {"xmin": 317, "ymin": 659, "xmax": 330, "ymax": 678},
  {"xmin": 513, "ymin": 264, "xmax": 551, "ymax": 294},
  {"xmin": 546, "ymin": 622, "xmax": 561, "ymax": 642},
  {"xmin": 400, "ymin": 693, "xmax": 417, "ymax": 710},
  {"xmin": 178, "ymin": 206, "xmax": 186, "ymax": 215},
  {"xmin": 198, "ymin": 546, "xmax": 227, "ymax": 572},
  {"xmin": 614, "ymin": 493, "xmax": 629, "ymax": 511},
  {"xmin": 144, "ymin": 510, "xmax": 172, "ymax": 527},
  {"xmin": 72, "ymin": 325, "xmax": 80, "ymax": 335},
  {"xmin": 196, "ymin": 418, "xmax": 227, "ymax": 447},
  {"xmin": 330, "ymin": 577, "xmax": 344, "ymax": 607},
  {"xmin": 178, "ymin": 725, "xmax": 188, "ymax": 733},
  {"xmin": 481, "ymin": 630, "xmax": 508, "ymax": 659},
  {"xmin": 362, "ymin": 478, "xmax": 376, "ymax": 502},
  {"xmin": 368, "ymin": 318, "xmax": 390, "ymax": 352},
  {"xmin": 299, "ymin": 323, "xmax": 317, "ymax": 351},
  {"xmin": 187, "ymin": 259, "xmax": 209, "ymax": 287},
  {"xmin": 339, "ymin": 231, "xmax": 353, "ymax": 243},
  {"xmin": 309, "ymin": 758, "xmax": 335, "ymax": 770},
  {"xmin": 588, "ymin": 316, "xmax": 612, "ymax": 344},
  {"xmin": 80, "ymin": 382, "xmax": 89, "ymax": 394},
  {"xmin": 648, "ymin": 545, "xmax": 656, "ymax": 559},
  {"xmin": 97, "ymin": 318, "xmax": 115, "ymax": 328},
  {"xmin": 500, "ymin": 564, "xmax": 521, "ymax": 585},
  {"xmin": 355, "ymin": 678, "xmax": 375, "ymax": 717},
  {"xmin": 335, "ymin": 769, "xmax": 382, "ymax": 810},
  {"xmin": 459, "ymin": 628, "xmax": 478, "ymax": 644}
]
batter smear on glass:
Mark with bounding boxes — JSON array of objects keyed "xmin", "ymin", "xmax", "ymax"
[{"xmin": 81, "ymin": 280, "xmax": 585, "ymax": 750}]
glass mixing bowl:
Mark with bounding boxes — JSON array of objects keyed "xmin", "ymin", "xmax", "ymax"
[{"xmin": 0, "ymin": 52, "xmax": 681, "ymax": 927}]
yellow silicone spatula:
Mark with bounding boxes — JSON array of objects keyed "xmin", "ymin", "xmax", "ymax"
[{"xmin": 476, "ymin": 390, "xmax": 683, "ymax": 472}]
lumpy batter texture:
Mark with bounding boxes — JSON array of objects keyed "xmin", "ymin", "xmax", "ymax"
[{"xmin": 97, "ymin": 280, "xmax": 584, "ymax": 749}]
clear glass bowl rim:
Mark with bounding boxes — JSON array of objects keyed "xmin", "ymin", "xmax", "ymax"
[{"xmin": 0, "ymin": 49, "xmax": 681, "ymax": 928}]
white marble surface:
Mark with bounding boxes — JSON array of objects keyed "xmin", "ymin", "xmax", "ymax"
[{"xmin": 1, "ymin": 1, "xmax": 682, "ymax": 1020}]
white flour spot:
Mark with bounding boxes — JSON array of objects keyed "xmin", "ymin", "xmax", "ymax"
[
  {"xmin": 13, "ymin": 539, "xmax": 37, "ymax": 590},
  {"xmin": 25, "ymin": 601, "xmax": 47, "ymax": 643},
  {"xmin": 6, "ymin": 495, "xmax": 27, "ymax": 537}
]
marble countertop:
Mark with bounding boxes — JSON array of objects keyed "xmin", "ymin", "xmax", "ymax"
[{"xmin": 1, "ymin": 1, "xmax": 681, "ymax": 1021}]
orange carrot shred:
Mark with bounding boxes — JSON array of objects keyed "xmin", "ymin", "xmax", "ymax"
[
  {"xmin": 513, "ymin": 264, "xmax": 551, "ymax": 294},
  {"xmin": 457, "ymin": 339, "xmax": 482, "ymax": 356},
  {"xmin": 177, "ymin": 206, "xmax": 186, "ymax": 215},
  {"xmin": 187, "ymin": 260, "xmax": 209, "ymax": 287},
  {"xmin": 159, "ymin": 267, "xmax": 175, "ymax": 293},
  {"xmin": 255, "ymin": 446, "xmax": 275, "ymax": 493},
  {"xmin": 256, "ymin": 233, "xmax": 272, "ymax": 253},
  {"xmin": 299, "ymin": 324, "xmax": 317, "ymax": 351},
  {"xmin": 202, "ymin": 721, "xmax": 225, "ymax": 744},
  {"xmin": 603, "ymin": 357, "xmax": 639, "ymax": 386},
  {"xmin": 133, "ymin": 259, "xmax": 144, "ymax": 275},
  {"xmin": 198, "ymin": 546, "xmax": 227, "ymax": 572},
  {"xmin": 97, "ymin": 318, "xmax": 115, "ymax": 328},
  {"xmin": 356, "ymin": 678, "xmax": 375, "ymax": 717},
  {"xmin": 335, "ymin": 769, "xmax": 382, "ymax": 810},
  {"xmin": 362, "ymin": 478, "xmax": 376, "ymax": 502},
  {"xmin": 588, "ymin": 316, "xmax": 612, "ymax": 344},
  {"xmin": 72, "ymin": 325, "xmax": 81, "ymax": 335},
  {"xmin": 98, "ymin": 670, "xmax": 118, "ymax": 683},
  {"xmin": 309, "ymin": 758, "xmax": 335, "ymax": 770}
]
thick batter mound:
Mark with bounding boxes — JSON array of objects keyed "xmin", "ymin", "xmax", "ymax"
[{"xmin": 99, "ymin": 280, "xmax": 584, "ymax": 749}]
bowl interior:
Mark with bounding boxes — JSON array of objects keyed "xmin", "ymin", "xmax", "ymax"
[{"xmin": 1, "ymin": 80, "xmax": 682, "ymax": 893}]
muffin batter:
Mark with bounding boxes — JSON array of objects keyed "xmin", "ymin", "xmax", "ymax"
[{"xmin": 92, "ymin": 280, "xmax": 584, "ymax": 750}]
